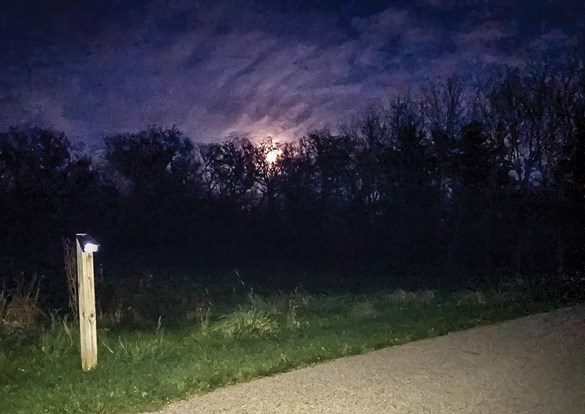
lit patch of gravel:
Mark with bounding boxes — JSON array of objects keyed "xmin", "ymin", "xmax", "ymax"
[{"xmin": 148, "ymin": 306, "xmax": 585, "ymax": 414}]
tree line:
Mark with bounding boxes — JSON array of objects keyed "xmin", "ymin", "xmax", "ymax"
[{"xmin": 1, "ymin": 58, "xmax": 584, "ymax": 289}]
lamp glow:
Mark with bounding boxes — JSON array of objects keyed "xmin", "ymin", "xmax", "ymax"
[{"xmin": 83, "ymin": 243, "xmax": 99, "ymax": 253}]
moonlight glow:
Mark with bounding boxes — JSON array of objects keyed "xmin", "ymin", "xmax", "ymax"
[{"xmin": 266, "ymin": 148, "xmax": 283, "ymax": 164}]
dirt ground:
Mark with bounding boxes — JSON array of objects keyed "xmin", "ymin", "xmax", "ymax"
[{"xmin": 148, "ymin": 305, "xmax": 585, "ymax": 414}]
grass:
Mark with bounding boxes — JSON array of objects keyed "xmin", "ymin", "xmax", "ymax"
[{"xmin": 0, "ymin": 280, "xmax": 583, "ymax": 414}]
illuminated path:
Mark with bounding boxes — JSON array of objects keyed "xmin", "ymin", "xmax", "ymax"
[{"xmin": 149, "ymin": 306, "xmax": 585, "ymax": 414}]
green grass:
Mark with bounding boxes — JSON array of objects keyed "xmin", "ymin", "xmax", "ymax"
[{"xmin": 0, "ymin": 283, "xmax": 582, "ymax": 414}]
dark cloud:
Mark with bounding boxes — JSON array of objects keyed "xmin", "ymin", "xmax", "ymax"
[{"xmin": 0, "ymin": 0, "xmax": 583, "ymax": 143}]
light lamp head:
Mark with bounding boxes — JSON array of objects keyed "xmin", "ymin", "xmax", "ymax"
[{"xmin": 76, "ymin": 234, "xmax": 100, "ymax": 253}]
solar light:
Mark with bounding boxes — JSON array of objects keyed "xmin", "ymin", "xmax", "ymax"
[{"xmin": 76, "ymin": 234, "xmax": 100, "ymax": 253}]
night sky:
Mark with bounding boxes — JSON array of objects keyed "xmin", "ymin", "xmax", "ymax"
[{"xmin": 1, "ymin": 0, "xmax": 583, "ymax": 144}]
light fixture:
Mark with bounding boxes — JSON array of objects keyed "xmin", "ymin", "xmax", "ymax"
[{"xmin": 76, "ymin": 233, "xmax": 100, "ymax": 253}]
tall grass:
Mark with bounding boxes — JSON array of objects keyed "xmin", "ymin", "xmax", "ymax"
[
  {"xmin": 39, "ymin": 315, "xmax": 78, "ymax": 358},
  {"xmin": 62, "ymin": 237, "xmax": 78, "ymax": 320},
  {"xmin": 1, "ymin": 272, "xmax": 44, "ymax": 329},
  {"xmin": 0, "ymin": 290, "xmax": 7, "ymax": 330}
]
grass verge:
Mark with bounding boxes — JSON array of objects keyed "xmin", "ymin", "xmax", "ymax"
[{"xmin": 0, "ymin": 282, "xmax": 582, "ymax": 414}]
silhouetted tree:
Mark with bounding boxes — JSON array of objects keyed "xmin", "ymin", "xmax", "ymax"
[
  {"xmin": 0, "ymin": 128, "xmax": 72, "ymax": 255},
  {"xmin": 104, "ymin": 127, "xmax": 197, "ymax": 247}
]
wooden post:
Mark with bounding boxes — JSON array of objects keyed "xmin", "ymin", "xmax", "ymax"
[{"xmin": 76, "ymin": 235, "xmax": 98, "ymax": 371}]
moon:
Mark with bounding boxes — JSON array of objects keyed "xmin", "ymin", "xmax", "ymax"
[{"xmin": 266, "ymin": 148, "xmax": 283, "ymax": 164}]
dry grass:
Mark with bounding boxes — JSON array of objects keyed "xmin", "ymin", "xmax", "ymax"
[
  {"xmin": 0, "ymin": 290, "xmax": 7, "ymax": 330},
  {"xmin": 386, "ymin": 289, "xmax": 436, "ymax": 304},
  {"xmin": 1, "ymin": 273, "xmax": 44, "ymax": 329},
  {"xmin": 63, "ymin": 237, "xmax": 78, "ymax": 319}
]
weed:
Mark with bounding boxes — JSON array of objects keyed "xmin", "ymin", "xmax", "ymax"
[
  {"xmin": 105, "ymin": 322, "xmax": 170, "ymax": 363},
  {"xmin": 457, "ymin": 290, "xmax": 487, "ymax": 305},
  {"xmin": 2, "ymin": 273, "xmax": 44, "ymax": 329},
  {"xmin": 386, "ymin": 289, "xmax": 435, "ymax": 304},
  {"xmin": 38, "ymin": 315, "xmax": 77, "ymax": 358},
  {"xmin": 99, "ymin": 303, "xmax": 125, "ymax": 326},
  {"xmin": 189, "ymin": 289, "xmax": 214, "ymax": 334},
  {"xmin": 0, "ymin": 290, "xmax": 7, "ymax": 330},
  {"xmin": 214, "ymin": 307, "xmax": 279, "ymax": 338},
  {"xmin": 62, "ymin": 237, "xmax": 78, "ymax": 320},
  {"xmin": 349, "ymin": 300, "xmax": 378, "ymax": 320},
  {"xmin": 194, "ymin": 304, "xmax": 212, "ymax": 333}
]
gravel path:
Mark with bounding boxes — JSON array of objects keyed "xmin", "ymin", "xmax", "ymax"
[{"xmin": 149, "ymin": 306, "xmax": 585, "ymax": 414}]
